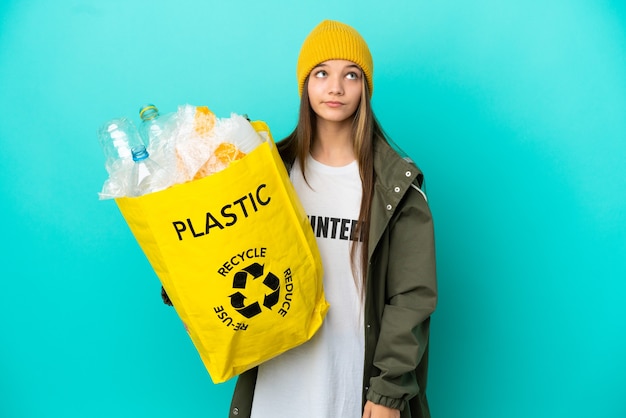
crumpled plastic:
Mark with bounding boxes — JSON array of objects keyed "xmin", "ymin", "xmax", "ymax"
[{"xmin": 98, "ymin": 104, "xmax": 265, "ymax": 199}]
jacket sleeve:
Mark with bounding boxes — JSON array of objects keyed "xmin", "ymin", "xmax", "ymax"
[{"xmin": 366, "ymin": 186, "xmax": 437, "ymax": 410}]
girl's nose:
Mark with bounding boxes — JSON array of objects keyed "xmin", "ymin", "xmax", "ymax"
[{"xmin": 328, "ymin": 76, "xmax": 344, "ymax": 95}]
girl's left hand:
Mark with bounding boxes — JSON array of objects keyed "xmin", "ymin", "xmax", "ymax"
[{"xmin": 362, "ymin": 401, "xmax": 401, "ymax": 418}]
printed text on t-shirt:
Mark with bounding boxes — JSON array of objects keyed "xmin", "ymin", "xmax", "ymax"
[{"xmin": 308, "ymin": 215, "xmax": 364, "ymax": 242}]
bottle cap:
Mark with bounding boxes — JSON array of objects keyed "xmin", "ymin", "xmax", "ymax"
[{"xmin": 139, "ymin": 104, "xmax": 159, "ymax": 121}]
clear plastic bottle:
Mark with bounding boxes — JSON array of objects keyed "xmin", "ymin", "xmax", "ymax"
[
  {"xmin": 129, "ymin": 144, "xmax": 162, "ymax": 197},
  {"xmin": 139, "ymin": 104, "xmax": 177, "ymax": 168},
  {"xmin": 98, "ymin": 118, "xmax": 145, "ymax": 199},
  {"xmin": 97, "ymin": 117, "xmax": 143, "ymax": 174},
  {"xmin": 138, "ymin": 104, "xmax": 164, "ymax": 147},
  {"xmin": 230, "ymin": 113, "xmax": 263, "ymax": 153}
]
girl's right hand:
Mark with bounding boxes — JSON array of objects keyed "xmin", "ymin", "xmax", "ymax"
[{"xmin": 362, "ymin": 401, "xmax": 401, "ymax": 418}]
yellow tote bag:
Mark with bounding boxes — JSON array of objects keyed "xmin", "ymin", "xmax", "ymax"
[{"xmin": 115, "ymin": 121, "xmax": 329, "ymax": 383}]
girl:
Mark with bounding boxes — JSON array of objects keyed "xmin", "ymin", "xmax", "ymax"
[{"xmin": 230, "ymin": 19, "xmax": 438, "ymax": 418}]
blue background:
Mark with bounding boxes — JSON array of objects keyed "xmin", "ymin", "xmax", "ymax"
[{"xmin": 1, "ymin": 1, "xmax": 625, "ymax": 417}]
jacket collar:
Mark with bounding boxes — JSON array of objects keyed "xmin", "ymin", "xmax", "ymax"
[{"xmin": 368, "ymin": 137, "xmax": 422, "ymax": 258}]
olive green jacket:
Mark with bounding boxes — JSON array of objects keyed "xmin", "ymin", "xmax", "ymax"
[{"xmin": 229, "ymin": 137, "xmax": 437, "ymax": 418}]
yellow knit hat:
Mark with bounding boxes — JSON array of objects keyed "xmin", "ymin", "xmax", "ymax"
[{"xmin": 297, "ymin": 20, "xmax": 374, "ymax": 97}]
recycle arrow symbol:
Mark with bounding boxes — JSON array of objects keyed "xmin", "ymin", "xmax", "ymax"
[
  {"xmin": 228, "ymin": 263, "xmax": 280, "ymax": 317},
  {"xmin": 229, "ymin": 292, "xmax": 262, "ymax": 319},
  {"xmin": 262, "ymin": 272, "xmax": 280, "ymax": 309},
  {"xmin": 232, "ymin": 263, "xmax": 264, "ymax": 289},
  {"xmin": 229, "ymin": 291, "xmax": 246, "ymax": 308}
]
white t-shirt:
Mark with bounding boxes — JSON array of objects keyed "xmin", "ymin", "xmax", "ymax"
[{"xmin": 250, "ymin": 154, "xmax": 365, "ymax": 418}]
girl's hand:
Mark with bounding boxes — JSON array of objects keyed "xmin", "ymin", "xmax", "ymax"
[
  {"xmin": 161, "ymin": 286, "xmax": 173, "ymax": 306},
  {"xmin": 362, "ymin": 400, "xmax": 401, "ymax": 418}
]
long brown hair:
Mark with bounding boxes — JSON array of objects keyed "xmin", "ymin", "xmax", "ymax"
[{"xmin": 278, "ymin": 76, "xmax": 388, "ymax": 294}]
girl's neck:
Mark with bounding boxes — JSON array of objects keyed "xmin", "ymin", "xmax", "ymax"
[{"xmin": 310, "ymin": 119, "xmax": 355, "ymax": 166}]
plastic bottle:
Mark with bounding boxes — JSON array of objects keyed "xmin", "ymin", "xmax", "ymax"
[
  {"xmin": 129, "ymin": 145, "xmax": 162, "ymax": 197},
  {"xmin": 97, "ymin": 117, "xmax": 143, "ymax": 174},
  {"xmin": 226, "ymin": 113, "xmax": 263, "ymax": 153},
  {"xmin": 138, "ymin": 104, "xmax": 164, "ymax": 146},
  {"xmin": 139, "ymin": 104, "xmax": 178, "ymax": 169}
]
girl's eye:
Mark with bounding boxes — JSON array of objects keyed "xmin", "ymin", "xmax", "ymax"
[
  {"xmin": 346, "ymin": 71, "xmax": 360, "ymax": 80},
  {"xmin": 314, "ymin": 70, "xmax": 328, "ymax": 78}
]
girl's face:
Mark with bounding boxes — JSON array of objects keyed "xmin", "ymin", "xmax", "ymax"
[{"xmin": 307, "ymin": 60, "xmax": 363, "ymax": 125}]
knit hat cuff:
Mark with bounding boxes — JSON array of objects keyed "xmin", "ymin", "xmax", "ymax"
[{"xmin": 296, "ymin": 20, "xmax": 373, "ymax": 97}]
